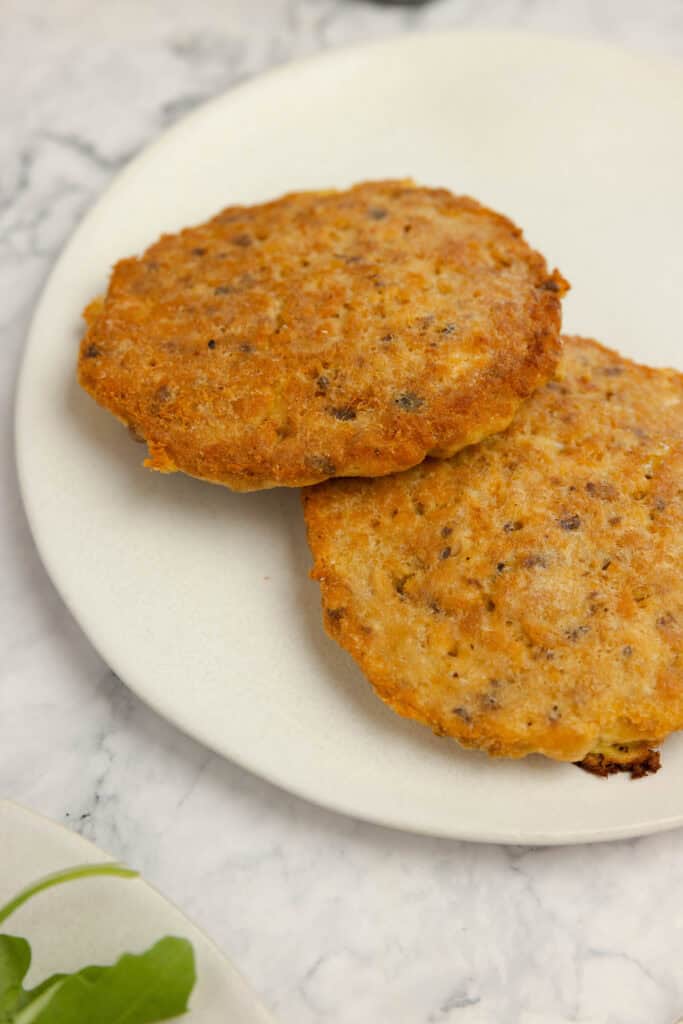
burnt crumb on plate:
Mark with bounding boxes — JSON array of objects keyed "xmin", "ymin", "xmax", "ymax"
[{"xmin": 576, "ymin": 748, "xmax": 661, "ymax": 779}]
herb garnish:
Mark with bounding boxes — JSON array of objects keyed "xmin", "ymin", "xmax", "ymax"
[{"xmin": 0, "ymin": 863, "xmax": 196, "ymax": 1022}]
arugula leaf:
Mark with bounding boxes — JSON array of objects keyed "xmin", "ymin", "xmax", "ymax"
[
  {"xmin": 0, "ymin": 865, "xmax": 196, "ymax": 1023},
  {"xmin": 0, "ymin": 936, "xmax": 31, "ymax": 992},
  {"xmin": 22, "ymin": 939, "xmax": 195, "ymax": 1024},
  {"xmin": 0, "ymin": 935, "xmax": 32, "ymax": 1019},
  {"xmin": 10, "ymin": 976, "xmax": 67, "ymax": 1024},
  {"xmin": 0, "ymin": 936, "xmax": 66, "ymax": 1023}
]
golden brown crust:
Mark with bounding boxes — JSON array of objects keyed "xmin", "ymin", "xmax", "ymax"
[
  {"xmin": 78, "ymin": 180, "xmax": 566, "ymax": 491},
  {"xmin": 303, "ymin": 337, "xmax": 683, "ymax": 765}
]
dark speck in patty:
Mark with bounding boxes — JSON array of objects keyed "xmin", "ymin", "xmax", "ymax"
[
  {"xmin": 329, "ymin": 406, "xmax": 357, "ymax": 421},
  {"xmin": 503, "ymin": 520, "xmax": 523, "ymax": 533},
  {"xmin": 396, "ymin": 393, "xmax": 424, "ymax": 412},
  {"xmin": 453, "ymin": 706, "xmax": 472, "ymax": 724}
]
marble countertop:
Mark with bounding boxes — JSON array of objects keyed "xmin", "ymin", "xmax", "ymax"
[{"xmin": 3, "ymin": 2, "xmax": 683, "ymax": 1022}]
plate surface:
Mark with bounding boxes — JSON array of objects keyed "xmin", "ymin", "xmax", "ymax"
[
  {"xmin": 0, "ymin": 801, "xmax": 274, "ymax": 1022},
  {"xmin": 16, "ymin": 32, "xmax": 683, "ymax": 844}
]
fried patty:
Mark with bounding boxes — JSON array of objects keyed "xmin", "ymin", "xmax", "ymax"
[
  {"xmin": 78, "ymin": 180, "xmax": 566, "ymax": 491},
  {"xmin": 303, "ymin": 337, "xmax": 683, "ymax": 772}
]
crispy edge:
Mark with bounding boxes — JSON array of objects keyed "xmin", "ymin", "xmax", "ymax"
[
  {"xmin": 302, "ymin": 337, "xmax": 683, "ymax": 768},
  {"xmin": 79, "ymin": 278, "xmax": 565, "ymax": 491},
  {"xmin": 303, "ymin": 508, "xmax": 669, "ymax": 770},
  {"xmin": 77, "ymin": 184, "xmax": 568, "ymax": 490}
]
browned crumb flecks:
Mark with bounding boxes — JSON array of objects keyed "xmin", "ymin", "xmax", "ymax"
[
  {"xmin": 78, "ymin": 180, "xmax": 567, "ymax": 491},
  {"xmin": 303, "ymin": 337, "xmax": 683, "ymax": 769},
  {"xmin": 577, "ymin": 746, "xmax": 661, "ymax": 779}
]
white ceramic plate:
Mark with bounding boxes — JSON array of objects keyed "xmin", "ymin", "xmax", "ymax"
[
  {"xmin": 0, "ymin": 801, "xmax": 274, "ymax": 1022},
  {"xmin": 16, "ymin": 32, "xmax": 683, "ymax": 845}
]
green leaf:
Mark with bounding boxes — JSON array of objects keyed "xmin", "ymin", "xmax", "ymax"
[
  {"xmin": 0, "ymin": 867, "xmax": 195, "ymax": 1023},
  {"xmin": 0, "ymin": 935, "xmax": 32, "ymax": 1021},
  {"xmin": 0, "ymin": 865, "xmax": 138, "ymax": 1022},
  {"xmin": 11, "ymin": 978, "xmax": 66, "ymax": 1024},
  {"xmin": 0, "ymin": 935, "xmax": 31, "ymax": 996},
  {"xmin": 27, "ymin": 937, "xmax": 196, "ymax": 1024},
  {"xmin": 12, "ymin": 970, "xmax": 107, "ymax": 1023},
  {"xmin": 0, "ymin": 865, "xmax": 137, "ymax": 928}
]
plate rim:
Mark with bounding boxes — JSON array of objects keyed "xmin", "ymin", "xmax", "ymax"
[{"xmin": 14, "ymin": 29, "xmax": 683, "ymax": 847}]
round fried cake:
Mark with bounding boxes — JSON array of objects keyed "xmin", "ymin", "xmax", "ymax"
[
  {"xmin": 78, "ymin": 180, "xmax": 567, "ymax": 491},
  {"xmin": 303, "ymin": 337, "xmax": 683, "ymax": 773}
]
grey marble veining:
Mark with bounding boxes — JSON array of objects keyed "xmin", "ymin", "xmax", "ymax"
[{"xmin": 3, "ymin": 2, "xmax": 683, "ymax": 1022}]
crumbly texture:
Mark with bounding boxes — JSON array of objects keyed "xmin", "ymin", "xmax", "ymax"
[
  {"xmin": 78, "ymin": 180, "xmax": 566, "ymax": 491},
  {"xmin": 578, "ymin": 744, "xmax": 661, "ymax": 778},
  {"xmin": 303, "ymin": 337, "xmax": 683, "ymax": 770}
]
